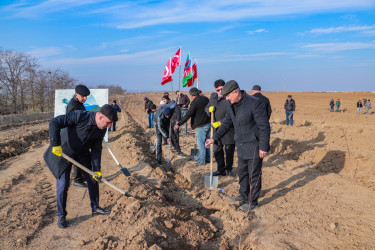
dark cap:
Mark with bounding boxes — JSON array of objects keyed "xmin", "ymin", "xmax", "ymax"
[
  {"xmin": 112, "ymin": 100, "xmax": 116, "ymax": 104},
  {"xmin": 221, "ymin": 80, "xmax": 239, "ymax": 96},
  {"xmin": 189, "ymin": 87, "xmax": 199, "ymax": 96},
  {"xmin": 163, "ymin": 107, "xmax": 172, "ymax": 116},
  {"xmin": 214, "ymin": 79, "xmax": 225, "ymax": 88},
  {"xmin": 75, "ymin": 85, "xmax": 90, "ymax": 96},
  {"xmin": 144, "ymin": 96, "xmax": 148, "ymax": 100},
  {"xmin": 198, "ymin": 89, "xmax": 202, "ymax": 94},
  {"xmin": 252, "ymin": 85, "xmax": 261, "ymax": 91},
  {"xmin": 100, "ymin": 104, "xmax": 118, "ymax": 121},
  {"xmin": 288, "ymin": 95, "xmax": 292, "ymax": 98}
]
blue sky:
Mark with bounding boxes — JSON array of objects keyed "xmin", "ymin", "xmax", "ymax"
[{"xmin": 1, "ymin": 0, "xmax": 375, "ymax": 92}]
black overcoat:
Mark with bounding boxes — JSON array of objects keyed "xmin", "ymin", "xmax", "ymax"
[
  {"xmin": 213, "ymin": 91, "xmax": 270, "ymax": 160},
  {"xmin": 205, "ymin": 92, "xmax": 235, "ymax": 145},
  {"xmin": 252, "ymin": 92, "xmax": 272, "ymax": 119},
  {"xmin": 43, "ymin": 111, "xmax": 106, "ymax": 178},
  {"xmin": 66, "ymin": 97, "xmax": 86, "ymax": 113}
]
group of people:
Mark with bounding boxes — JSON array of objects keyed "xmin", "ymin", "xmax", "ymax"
[
  {"xmin": 147, "ymin": 81, "xmax": 272, "ymax": 211},
  {"xmin": 356, "ymin": 99, "xmax": 372, "ymax": 114},
  {"xmin": 330, "ymin": 98, "xmax": 372, "ymax": 114}
]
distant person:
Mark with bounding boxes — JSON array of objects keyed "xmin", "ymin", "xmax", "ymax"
[
  {"xmin": 365, "ymin": 99, "xmax": 371, "ymax": 114},
  {"xmin": 109, "ymin": 100, "xmax": 121, "ymax": 132},
  {"xmin": 363, "ymin": 98, "xmax": 367, "ymax": 106},
  {"xmin": 66, "ymin": 84, "xmax": 90, "ymax": 188},
  {"xmin": 205, "ymin": 80, "xmax": 270, "ymax": 211},
  {"xmin": 330, "ymin": 99, "xmax": 335, "ymax": 112},
  {"xmin": 252, "ymin": 85, "xmax": 272, "ymax": 119},
  {"xmin": 335, "ymin": 99, "xmax": 341, "ymax": 112},
  {"xmin": 174, "ymin": 87, "xmax": 210, "ymax": 166},
  {"xmin": 175, "ymin": 90, "xmax": 190, "ymax": 135},
  {"xmin": 356, "ymin": 99, "xmax": 363, "ymax": 114},
  {"xmin": 205, "ymin": 79, "xmax": 235, "ymax": 177},
  {"xmin": 144, "ymin": 97, "xmax": 155, "ymax": 128},
  {"xmin": 284, "ymin": 95, "xmax": 296, "ymax": 126}
]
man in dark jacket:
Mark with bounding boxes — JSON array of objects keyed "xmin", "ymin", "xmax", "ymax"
[
  {"xmin": 43, "ymin": 105, "xmax": 117, "ymax": 228},
  {"xmin": 109, "ymin": 100, "xmax": 121, "ymax": 131},
  {"xmin": 205, "ymin": 80, "xmax": 270, "ymax": 211},
  {"xmin": 144, "ymin": 97, "xmax": 155, "ymax": 128},
  {"xmin": 175, "ymin": 91, "xmax": 190, "ymax": 135},
  {"xmin": 66, "ymin": 84, "xmax": 90, "ymax": 188},
  {"xmin": 205, "ymin": 79, "xmax": 235, "ymax": 177},
  {"xmin": 284, "ymin": 95, "xmax": 296, "ymax": 126},
  {"xmin": 252, "ymin": 85, "xmax": 272, "ymax": 120},
  {"xmin": 330, "ymin": 99, "xmax": 335, "ymax": 112},
  {"xmin": 174, "ymin": 87, "xmax": 210, "ymax": 166}
]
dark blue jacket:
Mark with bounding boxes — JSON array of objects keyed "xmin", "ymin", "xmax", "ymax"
[
  {"xmin": 111, "ymin": 104, "xmax": 121, "ymax": 120},
  {"xmin": 43, "ymin": 111, "xmax": 106, "ymax": 178},
  {"xmin": 213, "ymin": 91, "xmax": 270, "ymax": 159}
]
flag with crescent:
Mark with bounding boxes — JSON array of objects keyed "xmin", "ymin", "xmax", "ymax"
[
  {"xmin": 161, "ymin": 57, "xmax": 172, "ymax": 85},
  {"xmin": 171, "ymin": 47, "xmax": 181, "ymax": 74}
]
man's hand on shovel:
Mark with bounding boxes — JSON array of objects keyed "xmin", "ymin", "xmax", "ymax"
[
  {"xmin": 205, "ymin": 139, "xmax": 214, "ymax": 148},
  {"xmin": 52, "ymin": 146, "xmax": 62, "ymax": 157}
]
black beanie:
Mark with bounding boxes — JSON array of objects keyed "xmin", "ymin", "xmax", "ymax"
[
  {"xmin": 75, "ymin": 85, "xmax": 90, "ymax": 96},
  {"xmin": 214, "ymin": 79, "xmax": 225, "ymax": 88},
  {"xmin": 100, "ymin": 104, "xmax": 118, "ymax": 121}
]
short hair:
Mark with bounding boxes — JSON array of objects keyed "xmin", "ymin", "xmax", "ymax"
[
  {"xmin": 214, "ymin": 79, "xmax": 225, "ymax": 88},
  {"xmin": 162, "ymin": 95, "xmax": 170, "ymax": 100},
  {"xmin": 175, "ymin": 91, "xmax": 179, "ymax": 94},
  {"xmin": 164, "ymin": 92, "xmax": 169, "ymax": 95}
]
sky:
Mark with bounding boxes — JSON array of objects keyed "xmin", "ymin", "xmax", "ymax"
[{"xmin": 0, "ymin": 0, "xmax": 375, "ymax": 92}]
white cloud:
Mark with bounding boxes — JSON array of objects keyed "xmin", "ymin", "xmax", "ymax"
[
  {"xmin": 3, "ymin": 0, "xmax": 375, "ymax": 29},
  {"xmin": 28, "ymin": 47, "xmax": 63, "ymax": 58},
  {"xmin": 302, "ymin": 41, "xmax": 375, "ymax": 52},
  {"xmin": 48, "ymin": 48, "xmax": 172, "ymax": 66},
  {"xmin": 309, "ymin": 25, "xmax": 375, "ymax": 34},
  {"xmin": 247, "ymin": 28, "xmax": 268, "ymax": 35}
]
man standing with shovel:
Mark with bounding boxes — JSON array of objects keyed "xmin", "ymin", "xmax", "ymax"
[
  {"xmin": 43, "ymin": 105, "xmax": 117, "ymax": 228},
  {"xmin": 205, "ymin": 80, "xmax": 270, "ymax": 211}
]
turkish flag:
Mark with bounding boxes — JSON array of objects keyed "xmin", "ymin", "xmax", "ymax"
[
  {"xmin": 171, "ymin": 47, "xmax": 181, "ymax": 74},
  {"xmin": 161, "ymin": 58, "xmax": 172, "ymax": 85}
]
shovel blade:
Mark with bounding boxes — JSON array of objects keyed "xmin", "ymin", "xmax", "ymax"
[
  {"xmin": 119, "ymin": 164, "xmax": 131, "ymax": 176},
  {"xmin": 190, "ymin": 149, "xmax": 199, "ymax": 161},
  {"xmin": 205, "ymin": 175, "xmax": 218, "ymax": 190}
]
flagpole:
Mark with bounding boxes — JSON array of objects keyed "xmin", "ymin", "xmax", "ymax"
[
  {"xmin": 179, "ymin": 47, "xmax": 181, "ymax": 92},
  {"xmin": 197, "ymin": 76, "xmax": 199, "ymax": 89}
]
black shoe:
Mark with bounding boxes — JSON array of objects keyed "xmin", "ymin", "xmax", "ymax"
[
  {"xmin": 73, "ymin": 182, "xmax": 87, "ymax": 188},
  {"xmin": 227, "ymin": 170, "xmax": 236, "ymax": 177},
  {"xmin": 228, "ymin": 196, "xmax": 247, "ymax": 203},
  {"xmin": 57, "ymin": 216, "xmax": 67, "ymax": 228},
  {"xmin": 92, "ymin": 207, "xmax": 111, "ymax": 216},
  {"xmin": 213, "ymin": 171, "xmax": 226, "ymax": 176},
  {"xmin": 239, "ymin": 203, "xmax": 259, "ymax": 211},
  {"xmin": 157, "ymin": 160, "xmax": 162, "ymax": 166}
]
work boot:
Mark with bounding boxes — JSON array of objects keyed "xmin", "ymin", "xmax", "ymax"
[
  {"xmin": 92, "ymin": 207, "xmax": 111, "ymax": 216},
  {"xmin": 228, "ymin": 196, "xmax": 247, "ymax": 203},
  {"xmin": 57, "ymin": 216, "xmax": 67, "ymax": 228},
  {"xmin": 213, "ymin": 171, "xmax": 226, "ymax": 176},
  {"xmin": 239, "ymin": 203, "xmax": 259, "ymax": 211},
  {"xmin": 156, "ymin": 160, "xmax": 162, "ymax": 166},
  {"xmin": 73, "ymin": 182, "xmax": 87, "ymax": 188}
]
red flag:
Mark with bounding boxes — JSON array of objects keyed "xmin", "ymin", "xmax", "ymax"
[
  {"xmin": 161, "ymin": 58, "xmax": 172, "ymax": 85},
  {"xmin": 171, "ymin": 47, "xmax": 181, "ymax": 74},
  {"xmin": 187, "ymin": 59, "xmax": 197, "ymax": 87}
]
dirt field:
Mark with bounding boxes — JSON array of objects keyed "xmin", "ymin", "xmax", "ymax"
[{"xmin": 0, "ymin": 91, "xmax": 374, "ymax": 249}]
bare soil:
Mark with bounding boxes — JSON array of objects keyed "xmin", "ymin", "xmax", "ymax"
[{"xmin": 0, "ymin": 91, "xmax": 374, "ymax": 249}]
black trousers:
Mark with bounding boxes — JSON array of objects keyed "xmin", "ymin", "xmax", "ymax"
[
  {"xmin": 214, "ymin": 143, "xmax": 235, "ymax": 173},
  {"xmin": 237, "ymin": 156, "xmax": 263, "ymax": 204},
  {"xmin": 170, "ymin": 128, "xmax": 181, "ymax": 153},
  {"xmin": 73, "ymin": 166, "xmax": 85, "ymax": 183}
]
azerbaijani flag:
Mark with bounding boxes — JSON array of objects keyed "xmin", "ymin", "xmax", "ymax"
[
  {"xmin": 182, "ymin": 54, "xmax": 192, "ymax": 87},
  {"xmin": 187, "ymin": 59, "xmax": 197, "ymax": 87}
]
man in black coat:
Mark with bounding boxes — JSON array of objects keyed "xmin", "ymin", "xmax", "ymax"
[
  {"xmin": 174, "ymin": 87, "xmax": 210, "ymax": 166},
  {"xmin": 66, "ymin": 84, "xmax": 90, "ymax": 188},
  {"xmin": 176, "ymin": 91, "xmax": 190, "ymax": 135},
  {"xmin": 284, "ymin": 95, "xmax": 296, "ymax": 126},
  {"xmin": 144, "ymin": 97, "xmax": 155, "ymax": 128},
  {"xmin": 43, "ymin": 105, "xmax": 117, "ymax": 228},
  {"xmin": 109, "ymin": 100, "xmax": 121, "ymax": 132},
  {"xmin": 205, "ymin": 79, "xmax": 235, "ymax": 177},
  {"xmin": 252, "ymin": 85, "xmax": 272, "ymax": 120},
  {"xmin": 205, "ymin": 80, "xmax": 270, "ymax": 211}
]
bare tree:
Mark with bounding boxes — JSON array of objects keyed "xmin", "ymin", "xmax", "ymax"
[{"xmin": 97, "ymin": 84, "xmax": 127, "ymax": 96}]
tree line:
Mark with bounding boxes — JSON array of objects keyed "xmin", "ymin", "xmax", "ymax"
[{"xmin": 0, "ymin": 48, "xmax": 127, "ymax": 115}]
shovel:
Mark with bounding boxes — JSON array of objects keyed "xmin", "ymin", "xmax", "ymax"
[
  {"xmin": 205, "ymin": 113, "xmax": 218, "ymax": 190},
  {"xmin": 190, "ymin": 143, "xmax": 199, "ymax": 161},
  {"xmin": 62, "ymin": 153, "xmax": 134, "ymax": 198},
  {"xmin": 103, "ymin": 141, "xmax": 131, "ymax": 177}
]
